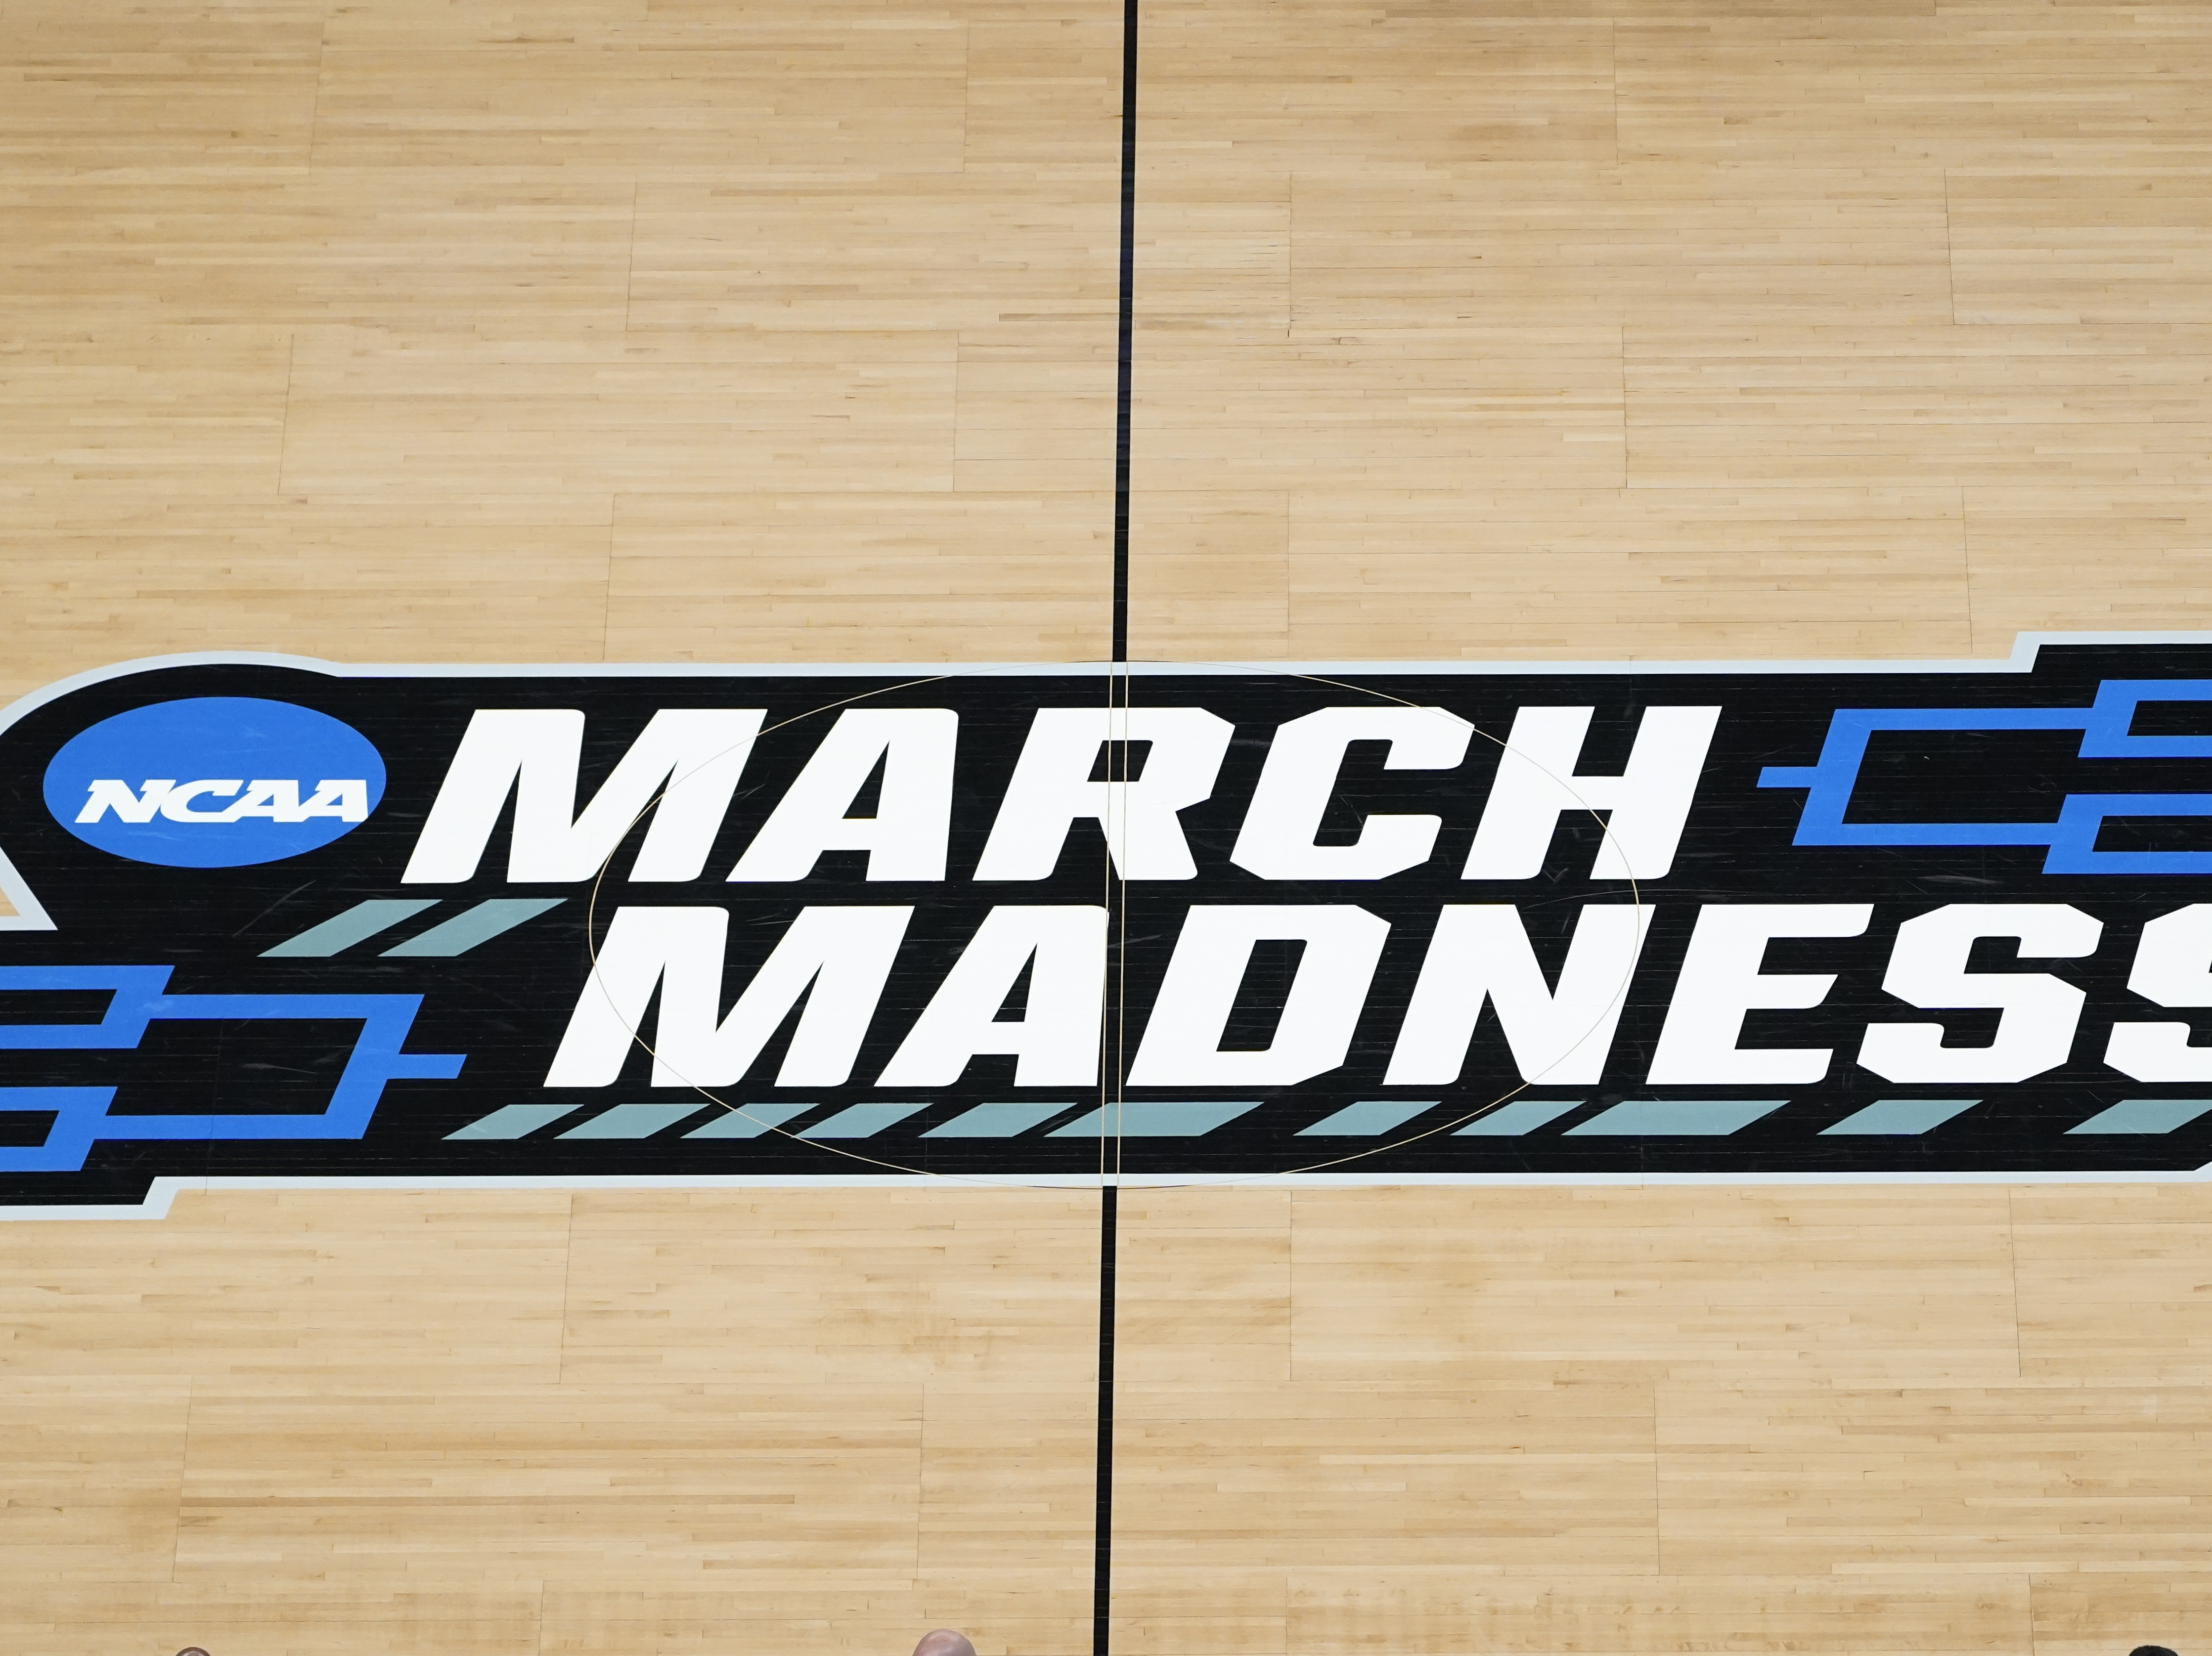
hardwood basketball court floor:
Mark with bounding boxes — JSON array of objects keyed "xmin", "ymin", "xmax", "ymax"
[{"xmin": 4, "ymin": 0, "xmax": 2212, "ymax": 1652}]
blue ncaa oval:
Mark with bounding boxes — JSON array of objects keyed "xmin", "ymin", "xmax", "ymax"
[{"xmin": 43, "ymin": 697, "xmax": 387, "ymax": 869}]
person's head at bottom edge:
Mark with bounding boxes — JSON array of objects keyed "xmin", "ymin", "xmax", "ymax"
[
  {"xmin": 914, "ymin": 1631, "xmax": 978, "ymax": 1656},
  {"xmin": 2129, "ymin": 1646, "xmax": 2179, "ymax": 1656}
]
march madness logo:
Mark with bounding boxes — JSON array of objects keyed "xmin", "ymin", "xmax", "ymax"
[{"xmin": 5, "ymin": 642, "xmax": 2212, "ymax": 1212}]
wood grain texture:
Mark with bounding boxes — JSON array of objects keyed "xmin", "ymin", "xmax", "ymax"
[
  {"xmin": 0, "ymin": 0, "xmax": 1120, "ymax": 700},
  {"xmin": 1109, "ymin": 1186, "xmax": 2212, "ymax": 1656},
  {"xmin": 0, "ymin": 1190, "xmax": 1100, "ymax": 1656},
  {"xmin": 4, "ymin": 0, "xmax": 2211, "ymax": 1653},
  {"xmin": 1123, "ymin": 0, "xmax": 2212, "ymax": 663}
]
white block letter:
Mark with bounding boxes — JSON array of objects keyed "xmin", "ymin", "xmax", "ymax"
[
  {"xmin": 1858, "ymin": 906, "xmax": 2097, "ymax": 1083},
  {"xmin": 1231, "ymin": 706, "xmax": 1473, "ymax": 881},
  {"xmin": 544, "ymin": 905, "xmax": 911, "ymax": 1088},
  {"xmin": 1463, "ymin": 705, "xmax": 1721, "ymax": 880},
  {"xmin": 299, "ymin": 779, "xmax": 369, "ymax": 823},
  {"xmin": 1385, "ymin": 904, "xmax": 1654, "ymax": 1086},
  {"xmin": 77, "ymin": 780, "xmax": 175, "ymax": 824},
  {"xmin": 404, "ymin": 708, "xmax": 764, "ymax": 884},
  {"xmin": 2108, "ymin": 905, "xmax": 2212, "ymax": 1082},
  {"xmin": 1856, "ymin": 904, "xmax": 2101, "ymax": 1085},
  {"xmin": 976, "ymin": 707, "xmax": 1234, "ymax": 881},
  {"xmin": 1647, "ymin": 904, "xmax": 1872, "ymax": 1085},
  {"xmin": 1128, "ymin": 906, "xmax": 1389, "ymax": 1088},
  {"xmin": 159, "ymin": 780, "xmax": 242, "ymax": 822},
  {"xmin": 222, "ymin": 781, "xmax": 302, "ymax": 822},
  {"xmin": 730, "ymin": 708, "xmax": 957, "ymax": 882},
  {"xmin": 878, "ymin": 906, "xmax": 1106, "ymax": 1087}
]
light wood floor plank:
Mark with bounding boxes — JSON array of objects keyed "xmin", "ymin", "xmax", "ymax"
[{"xmin": 7, "ymin": 1, "xmax": 2212, "ymax": 1652}]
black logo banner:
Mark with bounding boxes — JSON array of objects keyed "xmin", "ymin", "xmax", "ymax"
[{"xmin": 8, "ymin": 642, "xmax": 2212, "ymax": 1212}]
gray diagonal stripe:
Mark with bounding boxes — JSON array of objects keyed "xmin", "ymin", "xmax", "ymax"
[
  {"xmin": 2068, "ymin": 1098, "xmax": 2212, "ymax": 1134},
  {"xmin": 559, "ymin": 1102, "xmax": 709, "ymax": 1139},
  {"xmin": 1565, "ymin": 1098, "xmax": 1787, "ymax": 1136},
  {"xmin": 799, "ymin": 1100, "xmax": 934, "ymax": 1138},
  {"xmin": 684, "ymin": 1101, "xmax": 814, "ymax": 1140},
  {"xmin": 1822, "ymin": 1098, "xmax": 1979, "ymax": 1136},
  {"xmin": 1048, "ymin": 1101, "xmax": 1262, "ymax": 1137},
  {"xmin": 382, "ymin": 898, "xmax": 565, "ymax": 958},
  {"xmin": 446, "ymin": 1103, "xmax": 585, "ymax": 1140},
  {"xmin": 1299, "ymin": 1098, "xmax": 1437, "ymax": 1136},
  {"xmin": 1456, "ymin": 1097, "xmax": 1585, "ymax": 1136},
  {"xmin": 925, "ymin": 1101, "xmax": 1078, "ymax": 1138},
  {"xmin": 262, "ymin": 899, "xmax": 438, "ymax": 958}
]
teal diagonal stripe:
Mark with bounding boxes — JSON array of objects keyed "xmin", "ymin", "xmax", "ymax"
[
  {"xmin": 383, "ymin": 897, "xmax": 564, "ymax": 957},
  {"xmin": 1456, "ymin": 1097, "xmax": 1584, "ymax": 1136},
  {"xmin": 559, "ymin": 1102, "xmax": 708, "ymax": 1139},
  {"xmin": 799, "ymin": 1100, "xmax": 934, "ymax": 1138},
  {"xmin": 262, "ymin": 899, "xmax": 437, "ymax": 958},
  {"xmin": 1048, "ymin": 1101, "xmax": 1262, "ymax": 1137},
  {"xmin": 925, "ymin": 1101, "xmax": 1076, "ymax": 1138},
  {"xmin": 2068, "ymin": 1098, "xmax": 2212, "ymax": 1134},
  {"xmin": 1822, "ymin": 1098, "xmax": 1979, "ymax": 1136},
  {"xmin": 446, "ymin": 1103, "xmax": 585, "ymax": 1139},
  {"xmin": 684, "ymin": 1101, "xmax": 815, "ymax": 1140},
  {"xmin": 1565, "ymin": 1098, "xmax": 1787, "ymax": 1136},
  {"xmin": 1298, "ymin": 1099, "xmax": 1436, "ymax": 1136}
]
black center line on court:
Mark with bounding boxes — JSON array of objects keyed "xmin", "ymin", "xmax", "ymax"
[
  {"xmin": 1109, "ymin": 0, "xmax": 1138, "ymax": 666},
  {"xmin": 1097, "ymin": 0, "xmax": 1140, "ymax": 1645},
  {"xmin": 1092, "ymin": 1180, "xmax": 1121, "ymax": 1656}
]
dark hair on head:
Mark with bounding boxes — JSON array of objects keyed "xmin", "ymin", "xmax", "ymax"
[
  {"xmin": 2127, "ymin": 1646, "xmax": 2178, "ymax": 1656},
  {"xmin": 176, "ymin": 1649, "xmax": 212, "ymax": 1656}
]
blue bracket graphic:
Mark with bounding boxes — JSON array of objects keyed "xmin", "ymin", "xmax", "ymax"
[
  {"xmin": 1758, "ymin": 679, "xmax": 2212, "ymax": 873},
  {"xmin": 0, "ymin": 965, "xmax": 464, "ymax": 1174}
]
